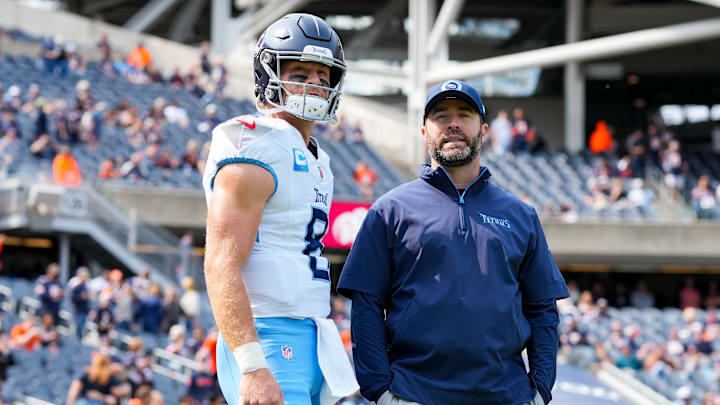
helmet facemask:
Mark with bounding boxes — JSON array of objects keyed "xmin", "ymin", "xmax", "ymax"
[{"xmin": 256, "ymin": 49, "xmax": 346, "ymax": 124}]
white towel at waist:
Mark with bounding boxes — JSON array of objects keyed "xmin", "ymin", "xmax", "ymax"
[{"xmin": 313, "ymin": 317, "xmax": 360, "ymax": 405}]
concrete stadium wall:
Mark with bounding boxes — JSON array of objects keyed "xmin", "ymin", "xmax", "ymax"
[{"xmin": 98, "ymin": 185, "xmax": 720, "ymax": 267}]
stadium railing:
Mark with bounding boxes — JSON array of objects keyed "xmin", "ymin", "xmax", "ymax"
[{"xmin": 0, "ymin": 176, "xmax": 204, "ymax": 287}]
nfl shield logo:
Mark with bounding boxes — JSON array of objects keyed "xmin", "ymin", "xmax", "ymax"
[{"xmin": 281, "ymin": 345, "xmax": 293, "ymax": 360}]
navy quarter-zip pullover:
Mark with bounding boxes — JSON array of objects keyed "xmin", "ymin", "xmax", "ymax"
[{"xmin": 338, "ymin": 164, "xmax": 569, "ymax": 405}]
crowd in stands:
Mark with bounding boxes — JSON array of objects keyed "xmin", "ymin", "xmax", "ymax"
[
  {"xmin": 0, "ymin": 263, "xmax": 222, "ymax": 404},
  {"xmin": 0, "ymin": 30, "xmax": 386, "ymax": 200},
  {"xmin": 487, "ymin": 106, "xmax": 720, "ymax": 221},
  {"xmin": 559, "ymin": 277, "xmax": 720, "ymax": 404},
  {"xmin": 0, "ymin": 261, "xmax": 369, "ymax": 405}
]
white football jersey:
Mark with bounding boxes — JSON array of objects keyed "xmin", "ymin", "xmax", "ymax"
[{"xmin": 203, "ymin": 115, "xmax": 334, "ymax": 319}]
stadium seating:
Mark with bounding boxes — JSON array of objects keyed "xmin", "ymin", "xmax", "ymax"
[
  {"xmin": 0, "ymin": 30, "xmax": 697, "ymax": 217},
  {"xmin": 560, "ymin": 302, "xmax": 720, "ymax": 403}
]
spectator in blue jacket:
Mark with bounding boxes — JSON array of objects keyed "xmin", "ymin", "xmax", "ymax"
[
  {"xmin": 134, "ymin": 283, "xmax": 164, "ymax": 334},
  {"xmin": 339, "ymin": 80, "xmax": 569, "ymax": 405},
  {"xmin": 34, "ymin": 263, "xmax": 64, "ymax": 323},
  {"xmin": 69, "ymin": 267, "xmax": 91, "ymax": 338}
]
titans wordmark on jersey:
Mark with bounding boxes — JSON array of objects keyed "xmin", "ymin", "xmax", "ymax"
[{"xmin": 202, "ymin": 115, "xmax": 334, "ymax": 319}]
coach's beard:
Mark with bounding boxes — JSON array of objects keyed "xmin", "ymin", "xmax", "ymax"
[{"xmin": 426, "ymin": 128, "xmax": 482, "ymax": 168}]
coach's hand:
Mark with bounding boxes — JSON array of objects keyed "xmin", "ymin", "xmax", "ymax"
[{"xmin": 240, "ymin": 368, "xmax": 284, "ymax": 405}]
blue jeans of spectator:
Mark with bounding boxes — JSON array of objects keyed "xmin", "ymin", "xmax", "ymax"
[{"xmin": 75, "ymin": 311, "xmax": 88, "ymax": 339}]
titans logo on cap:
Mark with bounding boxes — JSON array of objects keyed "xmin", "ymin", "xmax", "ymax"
[{"xmin": 441, "ymin": 80, "xmax": 462, "ymax": 91}]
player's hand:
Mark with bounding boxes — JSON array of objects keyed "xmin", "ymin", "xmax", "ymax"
[{"xmin": 240, "ymin": 368, "xmax": 284, "ymax": 405}]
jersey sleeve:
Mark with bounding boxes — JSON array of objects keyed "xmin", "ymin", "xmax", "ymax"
[
  {"xmin": 519, "ymin": 212, "xmax": 570, "ymax": 301},
  {"xmin": 202, "ymin": 117, "xmax": 280, "ymax": 204}
]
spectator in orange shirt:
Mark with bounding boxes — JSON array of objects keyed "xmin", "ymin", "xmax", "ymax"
[
  {"xmin": 354, "ymin": 159, "xmax": 377, "ymax": 199},
  {"xmin": 127, "ymin": 42, "xmax": 152, "ymax": 70},
  {"xmin": 10, "ymin": 316, "xmax": 41, "ymax": 351},
  {"xmin": 53, "ymin": 145, "xmax": 82, "ymax": 186},
  {"xmin": 198, "ymin": 329, "xmax": 218, "ymax": 374},
  {"xmin": 589, "ymin": 121, "xmax": 614, "ymax": 154}
]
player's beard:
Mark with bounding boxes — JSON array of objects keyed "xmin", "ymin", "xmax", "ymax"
[{"xmin": 425, "ymin": 128, "xmax": 482, "ymax": 168}]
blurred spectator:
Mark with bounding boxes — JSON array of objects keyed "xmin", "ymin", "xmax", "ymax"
[
  {"xmin": 66, "ymin": 353, "xmax": 129, "ymax": 405},
  {"xmin": 589, "ymin": 121, "xmax": 613, "ymax": 154},
  {"xmin": 126, "ymin": 350, "xmax": 155, "ymax": 397},
  {"xmin": 614, "ymin": 342, "xmax": 642, "ymax": 370},
  {"xmin": 680, "ymin": 277, "xmax": 702, "ymax": 309},
  {"xmin": 88, "ymin": 294, "xmax": 116, "ymax": 337},
  {"xmin": 166, "ymin": 324, "xmax": 187, "ymax": 356},
  {"xmin": 127, "ymin": 42, "xmax": 152, "ymax": 70},
  {"xmin": 674, "ymin": 386, "xmax": 699, "ymax": 405},
  {"xmin": 630, "ymin": 281, "xmax": 655, "ymax": 308},
  {"xmin": 354, "ymin": 159, "xmax": 377, "ymax": 199},
  {"xmin": 181, "ymin": 140, "xmax": 200, "ymax": 172},
  {"xmin": 69, "ymin": 267, "xmax": 91, "ymax": 338},
  {"xmin": 0, "ymin": 330, "xmax": 14, "ymax": 401},
  {"xmin": 135, "ymin": 284, "xmax": 164, "ymax": 334},
  {"xmin": 611, "ymin": 283, "xmax": 630, "ymax": 308},
  {"xmin": 198, "ymin": 329, "xmax": 218, "ymax": 374},
  {"xmin": 3, "ymin": 85, "xmax": 23, "ymax": 110},
  {"xmin": 35, "ymin": 263, "xmax": 64, "ymax": 323},
  {"xmin": 185, "ymin": 326, "xmax": 205, "ymax": 357},
  {"xmin": 185, "ymin": 357, "xmax": 220, "ymax": 404},
  {"xmin": 662, "ymin": 140, "xmax": 684, "ymax": 199},
  {"xmin": 66, "ymin": 42, "xmax": 85, "ymax": 74},
  {"xmin": 627, "ymin": 178, "xmax": 654, "ymax": 208},
  {"xmin": 180, "ymin": 276, "xmax": 200, "ymax": 329},
  {"xmin": 196, "ymin": 104, "xmax": 221, "ymax": 134},
  {"xmin": 30, "ymin": 134, "xmax": 58, "ymax": 160},
  {"xmin": 178, "ymin": 233, "xmax": 194, "ymax": 282},
  {"xmin": 0, "ymin": 127, "xmax": 22, "ymax": 173},
  {"xmin": 42, "ymin": 35, "xmax": 67, "ymax": 77},
  {"xmin": 704, "ymin": 280, "xmax": 720, "ymax": 309},
  {"xmin": 163, "ymin": 100, "xmax": 190, "ymax": 128},
  {"xmin": 130, "ymin": 270, "xmax": 152, "ymax": 299},
  {"xmin": 160, "ymin": 287, "xmax": 183, "ymax": 334},
  {"xmin": 511, "ymin": 107, "xmax": 533, "ymax": 153},
  {"xmin": 200, "ymin": 41, "xmax": 212, "ymax": 75},
  {"xmin": 96, "ymin": 32, "xmax": 112, "ymax": 61},
  {"xmin": 691, "ymin": 175, "xmax": 717, "ymax": 220},
  {"xmin": 52, "ymin": 145, "xmax": 83, "ymax": 186},
  {"xmin": 38, "ymin": 312, "xmax": 60, "ymax": 354},
  {"xmin": 616, "ymin": 155, "xmax": 633, "ymax": 178},
  {"xmin": 114, "ymin": 282, "xmax": 136, "ymax": 332},
  {"xmin": 98, "ymin": 159, "xmax": 119, "ymax": 179},
  {"xmin": 88, "ymin": 269, "xmax": 111, "ymax": 299},
  {"xmin": 9, "ymin": 316, "xmax": 40, "ymax": 351},
  {"xmin": 489, "ymin": 110, "xmax": 512, "ymax": 155}
]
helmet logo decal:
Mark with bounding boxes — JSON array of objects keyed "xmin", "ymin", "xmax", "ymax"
[
  {"xmin": 442, "ymin": 80, "xmax": 462, "ymax": 91},
  {"xmin": 303, "ymin": 45, "xmax": 333, "ymax": 59}
]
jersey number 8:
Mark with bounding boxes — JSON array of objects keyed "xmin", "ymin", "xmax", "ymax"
[{"xmin": 303, "ymin": 207, "xmax": 330, "ymax": 281}]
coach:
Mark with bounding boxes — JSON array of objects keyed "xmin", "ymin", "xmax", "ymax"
[{"xmin": 338, "ymin": 80, "xmax": 569, "ymax": 405}]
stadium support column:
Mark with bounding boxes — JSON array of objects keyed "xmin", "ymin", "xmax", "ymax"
[
  {"xmin": 408, "ymin": 0, "xmax": 433, "ymax": 166},
  {"xmin": 59, "ymin": 233, "xmax": 70, "ymax": 284},
  {"xmin": 211, "ymin": 0, "xmax": 231, "ymax": 54},
  {"xmin": 564, "ymin": 0, "xmax": 585, "ymax": 153}
]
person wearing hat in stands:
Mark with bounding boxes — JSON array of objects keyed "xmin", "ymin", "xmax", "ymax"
[{"xmin": 339, "ymin": 80, "xmax": 569, "ymax": 405}]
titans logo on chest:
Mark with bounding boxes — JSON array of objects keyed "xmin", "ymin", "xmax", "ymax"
[{"xmin": 314, "ymin": 188, "xmax": 328, "ymax": 206}]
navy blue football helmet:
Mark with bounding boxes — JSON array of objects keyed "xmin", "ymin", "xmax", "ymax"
[{"xmin": 254, "ymin": 13, "xmax": 346, "ymax": 123}]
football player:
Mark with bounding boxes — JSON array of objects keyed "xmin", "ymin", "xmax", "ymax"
[{"xmin": 202, "ymin": 13, "xmax": 358, "ymax": 405}]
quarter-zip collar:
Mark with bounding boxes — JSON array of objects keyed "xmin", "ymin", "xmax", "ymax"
[{"xmin": 419, "ymin": 163, "xmax": 491, "ymax": 203}]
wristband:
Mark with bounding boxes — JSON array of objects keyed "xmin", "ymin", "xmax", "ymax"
[{"xmin": 232, "ymin": 341, "xmax": 268, "ymax": 373}]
